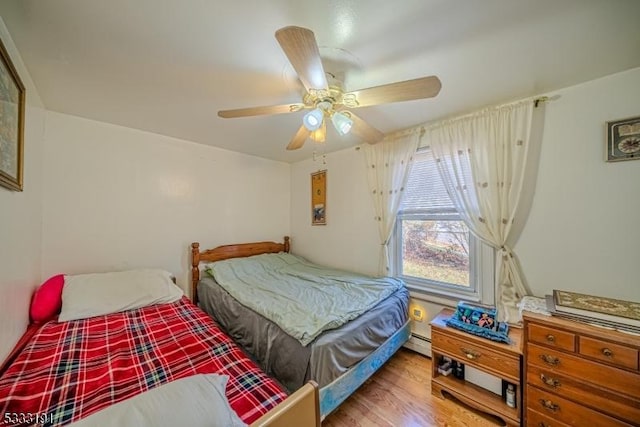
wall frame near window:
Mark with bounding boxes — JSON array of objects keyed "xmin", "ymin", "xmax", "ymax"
[
  {"xmin": 0, "ymin": 34, "xmax": 25, "ymax": 191},
  {"xmin": 311, "ymin": 169, "xmax": 326, "ymax": 225}
]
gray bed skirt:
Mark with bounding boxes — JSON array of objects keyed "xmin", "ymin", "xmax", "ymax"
[{"xmin": 197, "ymin": 276, "xmax": 409, "ymax": 392}]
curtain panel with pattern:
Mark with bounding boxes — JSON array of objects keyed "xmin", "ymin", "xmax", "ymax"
[
  {"xmin": 363, "ymin": 132, "xmax": 420, "ymax": 276},
  {"xmin": 423, "ymin": 100, "xmax": 535, "ymax": 323}
]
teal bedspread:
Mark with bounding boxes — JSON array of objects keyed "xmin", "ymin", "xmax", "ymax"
[{"xmin": 205, "ymin": 253, "xmax": 404, "ymax": 346}]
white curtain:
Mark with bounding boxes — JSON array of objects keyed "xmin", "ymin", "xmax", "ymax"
[
  {"xmin": 363, "ymin": 132, "xmax": 420, "ymax": 276},
  {"xmin": 424, "ymin": 100, "xmax": 534, "ymax": 323}
]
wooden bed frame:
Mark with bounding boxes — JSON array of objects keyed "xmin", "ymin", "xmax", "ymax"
[
  {"xmin": 251, "ymin": 380, "xmax": 319, "ymax": 427},
  {"xmin": 190, "ymin": 236, "xmax": 411, "ymax": 418},
  {"xmin": 191, "ymin": 236, "xmax": 290, "ymax": 304},
  {"xmin": 189, "ymin": 236, "xmax": 321, "ymax": 425}
]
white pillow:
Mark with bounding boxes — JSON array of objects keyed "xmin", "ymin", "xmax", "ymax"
[
  {"xmin": 67, "ymin": 374, "xmax": 246, "ymax": 427},
  {"xmin": 59, "ymin": 269, "xmax": 183, "ymax": 321}
]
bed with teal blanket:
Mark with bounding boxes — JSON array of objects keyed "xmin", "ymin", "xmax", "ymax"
[{"xmin": 190, "ymin": 237, "xmax": 410, "ymax": 418}]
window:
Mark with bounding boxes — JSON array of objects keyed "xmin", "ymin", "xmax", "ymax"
[{"xmin": 393, "ymin": 149, "xmax": 493, "ymax": 302}]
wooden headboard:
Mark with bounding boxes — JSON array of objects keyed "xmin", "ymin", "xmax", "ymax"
[{"xmin": 190, "ymin": 236, "xmax": 290, "ymax": 304}]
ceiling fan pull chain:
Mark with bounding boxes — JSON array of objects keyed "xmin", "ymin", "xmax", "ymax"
[{"xmin": 312, "ymin": 151, "xmax": 327, "ymax": 165}]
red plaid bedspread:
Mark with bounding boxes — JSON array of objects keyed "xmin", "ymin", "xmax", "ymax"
[{"xmin": 0, "ymin": 297, "xmax": 286, "ymax": 426}]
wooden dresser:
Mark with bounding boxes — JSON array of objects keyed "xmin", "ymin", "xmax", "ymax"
[{"xmin": 523, "ymin": 311, "xmax": 640, "ymax": 426}]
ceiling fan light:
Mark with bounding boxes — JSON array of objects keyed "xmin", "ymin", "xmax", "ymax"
[
  {"xmin": 303, "ymin": 108, "xmax": 323, "ymax": 131},
  {"xmin": 331, "ymin": 111, "xmax": 353, "ymax": 135},
  {"xmin": 310, "ymin": 121, "xmax": 327, "ymax": 143}
]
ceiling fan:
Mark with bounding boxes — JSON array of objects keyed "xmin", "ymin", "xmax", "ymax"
[{"xmin": 218, "ymin": 26, "xmax": 442, "ymax": 150}]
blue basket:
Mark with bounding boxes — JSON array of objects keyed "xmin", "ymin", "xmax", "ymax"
[{"xmin": 446, "ymin": 301, "xmax": 511, "ymax": 344}]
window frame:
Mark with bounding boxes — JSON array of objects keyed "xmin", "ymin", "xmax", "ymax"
[{"xmin": 391, "ymin": 148, "xmax": 495, "ymax": 305}]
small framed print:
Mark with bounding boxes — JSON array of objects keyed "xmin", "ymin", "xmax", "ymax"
[
  {"xmin": 311, "ymin": 170, "xmax": 326, "ymax": 225},
  {"xmin": 606, "ymin": 116, "xmax": 640, "ymax": 162}
]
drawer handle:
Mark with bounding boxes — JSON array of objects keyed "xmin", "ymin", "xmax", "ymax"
[
  {"xmin": 539, "ymin": 354, "xmax": 560, "ymax": 366},
  {"xmin": 602, "ymin": 348, "xmax": 614, "ymax": 358},
  {"xmin": 461, "ymin": 347, "xmax": 480, "ymax": 360},
  {"xmin": 539, "ymin": 399, "xmax": 559, "ymax": 412},
  {"xmin": 545, "ymin": 334, "xmax": 555, "ymax": 342},
  {"xmin": 540, "ymin": 373, "xmax": 561, "ymax": 388}
]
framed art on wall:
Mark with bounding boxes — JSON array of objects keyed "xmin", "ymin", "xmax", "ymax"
[
  {"xmin": 0, "ymin": 35, "xmax": 25, "ymax": 191},
  {"xmin": 606, "ymin": 116, "xmax": 640, "ymax": 162},
  {"xmin": 311, "ymin": 170, "xmax": 326, "ymax": 225}
]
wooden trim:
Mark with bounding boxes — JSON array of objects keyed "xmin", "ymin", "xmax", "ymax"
[
  {"xmin": 0, "ymin": 323, "xmax": 40, "ymax": 377},
  {"xmin": 191, "ymin": 242, "xmax": 200, "ymax": 304},
  {"xmin": 524, "ymin": 310, "xmax": 640, "ymax": 347},
  {"xmin": 190, "ymin": 236, "xmax": 290, "ymax": 304},
  {"xmin": 251, "ymin": 380, "xmax": 320, "ymax": 427},
  {"xmin": 0, "ymin": 33, "xmax": 26, "ymax": 192}
]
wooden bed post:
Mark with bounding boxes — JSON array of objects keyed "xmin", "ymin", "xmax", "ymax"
[
  {"xmin": 284, "ymin": 236, "xmax": 290, "ymax": 253},
  {"xmin": 191, "ymin": 242, "xmax": 200, "ymax": 304}
]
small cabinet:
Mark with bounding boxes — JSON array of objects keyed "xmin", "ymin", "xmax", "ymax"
[{"xmin": 430, "ymin": 308, "xmax": 523, "ymax": 427}]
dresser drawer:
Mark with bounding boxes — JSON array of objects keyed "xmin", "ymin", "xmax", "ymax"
[
  {"xmin": 527, "ymin": 343, "xmax": 640, "ymax": 396},
  {"xmin": 528, "ymin": 323, "xmax": 575, "ymax": 352},
  {"xmin": 527, "ymin": 364, "xmax": 640, "ymax": 424},
  {"xmin": 527, "ymin": 385, "xmax": 632, "ymax": 427},
  {"xmin": 579, "ymin": 335, "xmax": 639, "ymax": 370},
  {"xmin": 526, "ymin": 408, "xmax": 571, "ymax": 427},
  {"xmin": 432, "ymin": 330, "xmax": 519, "ymax": 381}
]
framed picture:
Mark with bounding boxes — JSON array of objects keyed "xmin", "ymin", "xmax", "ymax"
[
  {"xmin": 311, "ymin": 170, "xmax": 326, "ymax": 225},
  {"xmin": 606, "ymin": 116, "xmax": 640, "ymax": 162},
  {"xmin": 0, "ymin": 35, "xmax": 25, "ymax": 191}
]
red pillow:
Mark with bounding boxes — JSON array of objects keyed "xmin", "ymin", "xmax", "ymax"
[{"xmin": 30, "ymin": 274, "xmax": 65, "ymax": 323}]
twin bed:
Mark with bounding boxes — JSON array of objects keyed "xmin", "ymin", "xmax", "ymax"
[
  {"xmin": 0, "ymin": 236, "xmax": 409, "ymax": 425},
  {"xmin": 0, "ymin": 269, "xmax": 318, "ymax": 427}
]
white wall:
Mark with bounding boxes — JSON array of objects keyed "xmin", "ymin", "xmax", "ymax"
[
  {"xmin": 290, "ymin": 148, "xmax": 379, "ymax": 275},
  {"xmin": 0, "ymin": 18, "xmax": 46, "ymax": 362},
  {"xmin": 290, "ymin": 67, "xmax": 640, "ymax": 337},
  {"xmin": 41, "ymin": 112, "xmax": 290, "ymax": 293},
  {"xmin": 515, "ymin": 67, "xmax": 640, "ymax": 301}
]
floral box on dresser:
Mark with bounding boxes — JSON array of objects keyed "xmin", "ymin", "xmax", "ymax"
[{"xmin": 522, "ymin": 310, "xmax": 640, "ymax": 427}]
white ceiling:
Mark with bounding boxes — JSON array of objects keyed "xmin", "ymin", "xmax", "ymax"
[{"xmin": 1, "ymin": 0, "xmax": 639, "ymax": 163}]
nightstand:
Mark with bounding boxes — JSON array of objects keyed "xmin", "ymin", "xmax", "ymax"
[{"xmin": 431, "ymin": 308, "xmax": 523, "ymax": 427}]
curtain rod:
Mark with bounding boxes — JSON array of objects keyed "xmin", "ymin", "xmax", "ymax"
[
  {"xmin": 379, "ymin": 95, "xmax": 556, "ymax": 142},
  {"xmin": 534, "ymin": 96, "xmax": 549, "ymax": 108}
]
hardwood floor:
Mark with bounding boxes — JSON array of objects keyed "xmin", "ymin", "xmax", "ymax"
[{"xmin": 322, "ymin": 348, "xmax": 505, "ymax": 427}]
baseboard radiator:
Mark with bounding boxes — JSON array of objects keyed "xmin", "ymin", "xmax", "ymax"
[{"xmin": 403, "ymin": 332, "xmax": 432, "ymax": 357}]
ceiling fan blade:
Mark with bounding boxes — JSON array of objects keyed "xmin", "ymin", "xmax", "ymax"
[
  {"xmin": 287, "ymin": 125, "xmax": 311, "ymax": 150},
  {"xmin": 275, "ymin": 26, "xmax": 328, "ymax": 92},
  {"xmin": 346, "ymin": 112, "xmax": 384, "ymax": 144},
  {"xmin": 218, "ymin": 103, "xmax": 304, "ymax": 118},
  {"xmin": 345, "ymin": 76, "xmax": 442, "ymax": 108}
]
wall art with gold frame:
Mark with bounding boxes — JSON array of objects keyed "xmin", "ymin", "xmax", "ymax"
[
  {"xmin": 311, "ymin": 170, "xmax": 326, "ymax": 225},
  {"xmin": 0, "ymin": 34, "xmax": 25, "ymax": 191}
]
